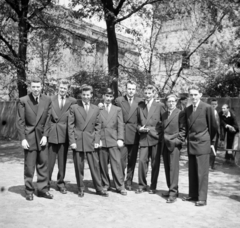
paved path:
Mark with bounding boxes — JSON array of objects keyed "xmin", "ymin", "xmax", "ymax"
[{"xmin": 0, "ymin": 140, "xmax": 240, "ymax": 228}]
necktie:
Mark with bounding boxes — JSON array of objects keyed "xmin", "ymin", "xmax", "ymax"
[
  {"xmin": 193, "ymin": 105, "xmax": 196, "ymax": 112},
  {"xmin": 85, "ymin": 102, "xmax": 89, "ymax": 113},
  {"xmin": 106, "ymin": 104, "xmax": 109, "ymax": 113},
  {"xmin": 60, "ymin": 96, "xmax": 64, "ymax": 110},
  {"xmin": 36, "ymin": 97, "xmax": 38, "ymax": 104},
  {"xmin": 168, "ymin": 110, "xmax": 171, "ymax": 118},
  {"xmin": 129, "ymin": 98, "xmax": 132, "ymax": 106}
]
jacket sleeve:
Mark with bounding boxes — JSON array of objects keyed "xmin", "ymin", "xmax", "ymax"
[
  {"xmin": 94, "ymin": 108, "xmax": 101, "ymax": 144},
  {"xmin": 43, "ymin": 98, "xmax": 52, "ymax": 137},
  {"xmin": 68, "ymin": 106, "xmax": 76, "ymax": 145},
  {"xmin": 175, "ymin": 110, "xmax": 187, "ymax": 145},
  {"xmin": 207, "ymin": 105, "xmax": 217, "ymax": 143},
  {"xmin": 16, "ymin": 98, "xmax": 26, "ymax": 141},
  {"xmin": 117, "ymin": 108, "xmax": 124, "ymax": 141}
]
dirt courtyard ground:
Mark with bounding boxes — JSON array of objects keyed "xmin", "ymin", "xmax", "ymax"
[{"xmin": 0, "ymin": 140, "xmax": 240, "ymax": 228}]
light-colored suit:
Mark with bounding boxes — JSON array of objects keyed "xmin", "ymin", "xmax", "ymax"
[{"xmin": 68, "ymin": 100, "xmax": 103, "ymax": 192}]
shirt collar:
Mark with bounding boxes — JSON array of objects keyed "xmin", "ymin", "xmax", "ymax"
[
  {"xmin": 193, "ymin": 100, "xmax": 200, "ymax": 108},
  {"xmin": 32, "ymin": 94, "xmax": 40, "ymax": 100},
  {"xmin": 58, "ymin": 94, "xmax": 66, "ymax": 100},
  {"xmin": 146, "ymin": 98, "xmax": 154, "ymax": 106},
  {"xmin": 127, "ymin": 96, "xmax": 133, "ymax": 101},
  {"xmin": 224, "ymin": 111, "xmax": 231, "ymax": 117},
  {"xmin": 104, "ymin": 103, "xmax": 111, "ymax": 108},
  {"xmin": 168, "ymin": 108, "xmax": 176, "ymax": 114}
]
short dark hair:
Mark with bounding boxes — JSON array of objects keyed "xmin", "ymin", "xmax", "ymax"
[
  {"xmin": 80, "ymin": 84, "xmax": 93, "ymax": 94},
  {"xmin": 166, "ymin": 94, "xmax": 178, "ymax": 101},
  {"xmin": 126, "ymin": 80, "xmax": 137, "ymax": 88},
  {"xmin": 58, "ymin": 79, "xmax": 71, "ymax": 89},
  {"xmin": 144, "ymin": 84, "xmax": 156, "ymax": 93},
  {"xmin": 104, "ymin": 88, "xmax": 114, "ymax": 96},
  {"xmin": 180, "ymin": 96, "xmax": 187, "ymax": 101},
  {"xmin": 211, "ymin": 98, "xmax": 218, "ymax": 103},
  {"xmin": 222, "ymin": 103, "xmax": 229, "ymax": 109},
  {"xmin": 31, "ymin": 77, "xmax": 41, "ymax": 84},
  {"xmin": 188, "ymin": 85, "xmax": 202, "ymax": 93}
]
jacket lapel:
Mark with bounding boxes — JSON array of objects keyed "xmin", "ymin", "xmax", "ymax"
[
  {"xmin": 101, "ymin": 107, "xmax": 108, "ymax": 124},
  {"xmin": 188, "ymin": 101, "xmax": 203, "ymax": 129},
  {"xmin": 61, "ymin": 97, "xmax": 71, "ymax": 114},
  {"xmin": 106, "ymin": 105, "xmax": 115, "ymax": 123},
  {"xmin": 83, "ymin": 104, "xmax": 94, "ymax": 130},
  {"xmin": 35, "ymin": 95, "xmax": 45, "ymax": 126},
  {"xmin": 127, "ymin": 98, "xmax": 138, "ymax": 121},
  {"xmin": 52, "ymin": 95, "xmax": 62, "ymax": 118},
  {"xmin": 121, "ymin": 96, "xmax": 130, "ymax": 114},
  {"xmin": 77, "ymin": 101, "xmax": 87, "ymax": 120},
  {"xmin": 27, "ymin": 93, "xmax": 38, "ymax": 116},
  {"xmin": 146, "ymin": 101, "xmax": 157, "ymax": 125},
  {"xmin": 165, "ymin": 108, "xmax": 178, "ymax": 128}
]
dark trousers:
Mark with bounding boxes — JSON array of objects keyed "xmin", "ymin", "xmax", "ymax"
[
  {"xmin": 188, "ymin": 154, "xmax": 209, "ymax": 201},
  {"xmin": 99, "ymin": 147, "xmax": 124, "ymax": 191},
  {"xmin": 120, "ymin": 144, "xmax": 138, "ymax": 187},
  {"xmin": 138, "ymin": 144, "xmax": 160, "ymax": 190},
  {"xmin": 210, "ymin": 133, "xmax": 219, "ymax": 168},
  {"xmin": 73, "ymin": 150, "xmax": 103, "ymax": 192},
  {"xmin": 48, "ymin": 143, "xmax": 68, "ymax": 188},
  {"xmin": 162, "ymin": 144, "xmax": 180, "ymax": 197},
  {"xmin": 24, "ymin": 146, "xmax": 48, "ymax": 194}
]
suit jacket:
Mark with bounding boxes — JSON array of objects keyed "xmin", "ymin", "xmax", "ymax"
[
  {"xmin": 185, "ymin": 101, "xmax": 217, "ymax": 155},
  {"xmin": 161, "ymin": 108, "xmax": 186, "ymax": 152},
  {"xmin": 99, "ymin": 104, "xmax": 124, "ymax": 148},
  {"xmin": 115, "ymin": 95, "xmax": 142, "ymax": 145},
  {"xmin": 138, "ymin": 100, "xmax": 165, "ymax": 147},
  {"xmin": 16, "ymin": 93, "xmax": 51, "ymax": 151},
  {"xmin": 48, "ymin": 95, "xmax": 77, "ymax": 144},
  {"xmin": 68, "ymin": 100, "xmax": 101, "ymax": 152}
]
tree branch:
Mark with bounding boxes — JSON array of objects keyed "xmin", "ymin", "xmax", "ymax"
[
  {"xmin": 0, "ymin": 52, "xmax": 18, "ymax": 68},
  {"xmin": 28, "ymin": 0, "xmax": 52, "ymax": 20},
  {"xmin": 115, "ymin": 0, "xmax": 162, "ymax": 24},
  {"xmin": 114, "ymin": 0, "xmax": 126, "ymax": 15},
  {"xmin": 5, "ymin": 0, "xmax": 20, "ymax": 16},
  {"xmin": 0, "ymin": 33, "xmax": 18, "ymax": 57}
]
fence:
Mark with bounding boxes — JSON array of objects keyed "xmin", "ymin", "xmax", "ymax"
[{"xmin": 1, "ymin": 97, "xmax": 240, "ymax": 140}]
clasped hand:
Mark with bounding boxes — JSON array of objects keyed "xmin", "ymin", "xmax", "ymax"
[{"xmin": 139, "ymin": 125, "xmax": 149, "ymax": 133}]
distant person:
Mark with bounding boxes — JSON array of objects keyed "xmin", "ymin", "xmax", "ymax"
[
  {"xmin": 209, "ymin": 99, "xmax": 220, "ymax": 170},
  {"xmin": 135, "ymin": 85, "xmax": 165, "ymax": 194},
  {"xmin": 98, "ymin": 88, "xmax": 127, "ymax": 195},
  {"xmin": 16, "ymin": 77, "xmax": 53, "ymax": 201},
  {"xmin": 47, "ymin": 79, "xmax": 77, "ymax": 194},
  {"xmin": 177, "ymin": 96, "xmax": 188, "ymax": 111},
  {"xmin": 161, "ymin": 94, "xmax": 186, "ymax": 203},
  {"xmin": 115, "ymin": 80, "xmax": 142, "ymax": 191},
  {"xmin": 182, "ymin": 85, "xmax": 217, "ymax": 206},
  {"xmin": 219, "ymin": 104, "xmax": 239, "ymax": 161},
  {"xmin": 68, "ymin": 85, "xmax": 108, "ymax": 198}
]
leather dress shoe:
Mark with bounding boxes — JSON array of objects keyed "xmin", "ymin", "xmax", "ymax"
[
  {"xmin": 96, "ymin": 190, "xmax": 109, "ymax": 197},
  {"xmin": 78, "ymin": 190, "xmax": 84, "ymax": 198},
  {"xmin": 38, "ymin": 191, "xmax": 53, "ymax": 199},
  {"xmin": 195, "ymin": 201, "xmax": 207, "ymax": 206},
  {"xmin": 126, "ymin": 186, "xmax": 132, "ymax": 191},
  {"xmin": 182, "ymin": 196, "xmax": 198, "ymax": 202},
  {"xmin": 117, "ymin": 189, "xmax": 127, "ymax": 196},
  {"xmin": 149, "ymin": 189, "xmax": 156, "ymax": 194},
  {"xmin": 135, "ymin": 188, "xmax": 147, "ymax": 194},
  {"xmin": 26, "ymin": 193, "xmax": 34, "ymax": 201},
  {"xmin": 166, "ymin": 197, "xmax": 177, "ymax": 203},
  {"xmin": 58, "ymin": 187, "xmax": 67, "ymax": 194}
]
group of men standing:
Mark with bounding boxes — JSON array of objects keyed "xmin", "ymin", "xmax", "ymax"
[{"xmin": 16, "ymin": 77, "xmax": 218, "ymax": 207}]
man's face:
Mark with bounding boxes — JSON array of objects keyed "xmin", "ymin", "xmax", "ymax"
[
  {"xmin": 189, "ymin": 89, "xmax": 202, "ymax": 105},
  {"xmin": 104, "ymin": 94, "xmax": 114, "ymax": 104},
  {"xmin": 81, "ymin": 90, "xmax": 92, "ymax": 103},
  {"xmin": 31, "ymin": 82, "xmax": 42, "ymax": 97},
  {"xmin": 58, "ymin": 84, "xmax": 69, "ymax": 97},
  {"xmin": 167, "ymin": 97, "xmax": 177, "ymax": 111},
  {"xmin": 211, "ymin": 101, "xmax": 218, "ymax": 110},
  {"xmin": 126, "ymin": 83, "xmax": 136, "ymax": 98},
  {"xmin": 222, "ymin": 105, "xmax": 229, "ymax": 115},
  {"xmin": 144, "ymin": 89, "xmax": 154, "ymax": 101}
]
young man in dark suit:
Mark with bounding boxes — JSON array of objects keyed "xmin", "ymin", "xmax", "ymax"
[
  {"xmin": 16, "ymin": 77, "xmax": 53, "ymax": 201},
  {"xmin": 115, "ymin": 80, "xmax": 142, "ymax": 191},
  {"xmin": 98, "ymin": 88, "xmax": 127, "ymax": 195},
  {"xmin": 68, "ymin": 85, "xmax": 108, "ymax": 198},
  {"xmin": 182, "ymin": 85, "xmax": 217, "ymax": 206},
  {"xmin": 135, "ymin": 85, "xmax": 165, "ymax": 194},
  {"xmin": 161, "ymin": 94, "xmax": 186, "ymax": 203},
  {"xmin": 48, "ymin": 79, "xmax": 77, "ymax": 194}
]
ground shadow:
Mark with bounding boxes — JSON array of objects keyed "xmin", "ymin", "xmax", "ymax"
[
  {"xmin": 229, "ymin": 194, "xmax": 240, "ymax": 202},
  {"xmin": 8, "ymin": 185, "xmax": 26, "ymax": 198}
]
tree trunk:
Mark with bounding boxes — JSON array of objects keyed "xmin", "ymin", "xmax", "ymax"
[
  {"xmin": 106, "ymin": 18, "xmax": 119, "ymax": 98},
  {"xmin": 17, "ymin": 4, "xmax": 29, "ymax": 98}
]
